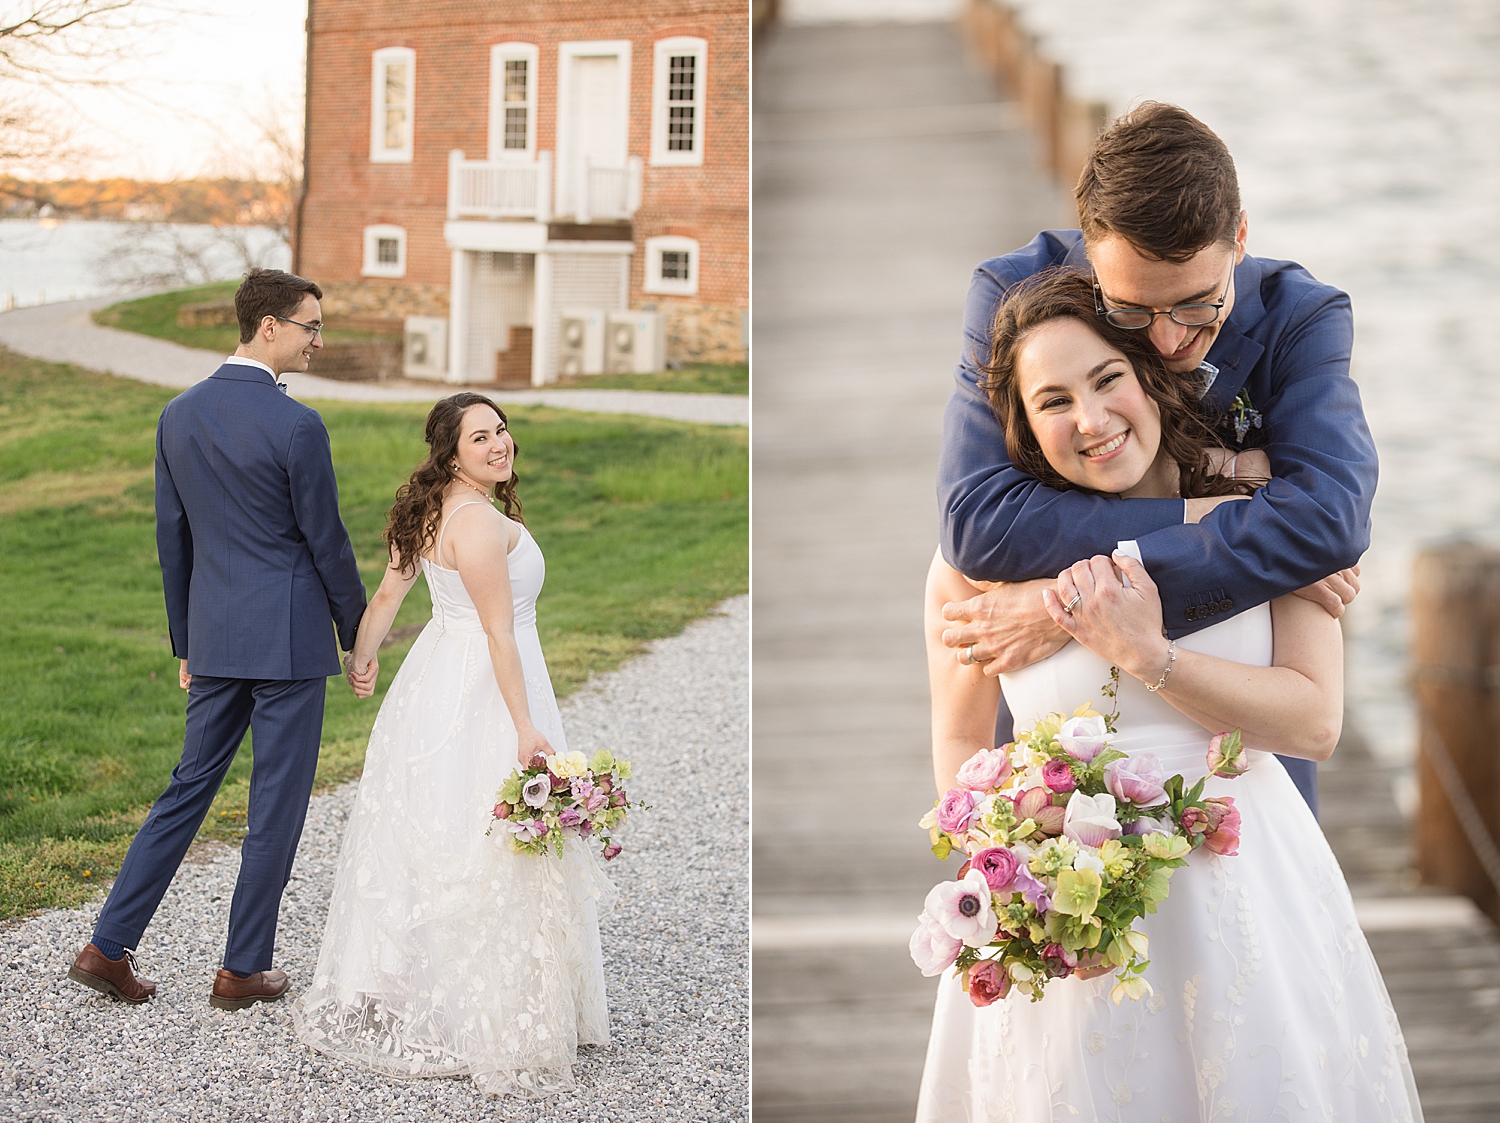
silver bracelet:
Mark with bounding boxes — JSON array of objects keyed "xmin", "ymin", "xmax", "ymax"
[{"xmin": 1144, "ymin": 640, "xmax": 1177, "ymax": 693}]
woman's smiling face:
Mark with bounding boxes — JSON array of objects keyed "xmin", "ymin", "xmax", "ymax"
[
  {"xmin": 453, "ymin": 404, "xmax": 514, "ymax": 485},
  {"xmin": 1014, "ymin": 317, "xmax": 1168, "ymax": 497}
]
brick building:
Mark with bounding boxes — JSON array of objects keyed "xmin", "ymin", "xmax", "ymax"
[{"xmin": 294, "ymin": 0, "xmax": 748, "ymax": 384}]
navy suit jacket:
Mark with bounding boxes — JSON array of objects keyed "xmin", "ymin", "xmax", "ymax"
[
  {"xmin": 938, "ymin": 230, "xmax": 1377, "ymax": 640},
  {"xmin": 155, "ymin": 362, "xmax": 367, "ymax": 679}
]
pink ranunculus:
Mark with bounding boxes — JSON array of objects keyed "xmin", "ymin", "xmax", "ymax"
[
  {"xmin": 936, "ymin": 788, "xmax": 980, "ymax": 835},
  {"xmin": 586, "ymin": 792, "xmax": 609, "ymax": 812},
  {"xmin": 1041, "ymin": 758, "xmax": 1077, "ymax": 793},
  {"xmin": 602, "ymin": 842, "xmax": 622, "ymax": 860},
  {"xmin": 1057, "ymin": 715, "xmax": 1109, "ymax": 762},
  {"xmin": 925, "ymin": 869, "xmax": 998, "ymax": 947},
  {"xmin": 1040, "ymin": 941, "xmax": 1077, "ymax": 979},
  {"xmin": 1202, "ymin": 797, "xmax": 1242, "ymax": 856},
  {"xmin": 1104, "ymin": 753, "xmax": 1166, "ymax": 806},
  {"xmin": 956, "ymin": 746, "xmax": 1013, "ymax": 792},
  {"xmin": 494, "ymin": 802, "xmax": 513, "ymax": 820},
  {"xmin": 966, "ymin": 958, "xmax": 1011, "ymax": 1006},
  {"xmin": 1206, "ymin": 730, "xmax": 1250, "ymax": 779},
  {"xmin": 1063, "ymin": 790, "xmax": 1122, "ymax": 848},
  {"xmin": 910, "ymin": 912, "xmax": 963, "ymax": 978},
  {"xmin": 971, "ymin": 847, "xmax": 1020, "ymax": 894},
  {"xmin": 558, "ymin": 807, "xmax": 582, "ymax": 829}
]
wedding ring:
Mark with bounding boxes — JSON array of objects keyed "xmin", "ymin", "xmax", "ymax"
[
  {"xmin": 960, "ymin": 645, "xmax": 977, "ymax": 665},
  {"xmin": 1063, "ymin": 591, "xmax": 1082, "ymax": 614}
]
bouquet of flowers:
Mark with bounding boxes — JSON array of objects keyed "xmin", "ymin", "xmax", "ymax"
[
  {"xmin": 911, "ymin": 678, "xmax": 1248, "ymax": 1006},
  {"xmin": 490, "ymin": 748, "xmax": 642, "ymax": 860}
]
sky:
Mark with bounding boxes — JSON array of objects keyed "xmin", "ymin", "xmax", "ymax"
[{"xmin": 20, "ymin": 0, "xmax": 308, "ymax": 181}]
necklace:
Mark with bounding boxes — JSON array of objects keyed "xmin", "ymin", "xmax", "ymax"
[{"xmin": 453, "ymin": 476, "xmax": 493, "ymax": 503}]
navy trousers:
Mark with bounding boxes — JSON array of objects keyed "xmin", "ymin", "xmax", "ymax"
[
  {"xmin": 992, "ymin": 687, "xmax": 1319, "ymax": 818},
  {"xmin": 93, "ymin": 675, "xmax": 325, "ymax": 974}
]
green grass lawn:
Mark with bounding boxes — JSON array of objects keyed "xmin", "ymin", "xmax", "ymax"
[
  {"xmin": 93, "ymin": 287, "xmax": 748, "ymax": 393},
  {"xmin": 0, "ymin": 347, "xmax": 746, "ymax": 918}
]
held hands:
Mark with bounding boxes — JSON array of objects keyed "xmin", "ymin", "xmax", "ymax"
[
  {"xmin": 941, "ymin": 579, "xmax": 1071, "ymax": 676},
  {"xmin": 345, "ymin": 652, "xmax": 379, "ymax": 698},
  {"xmin": 1041, "ymin": 553, "xmax": 1170, "ymax": 683}
]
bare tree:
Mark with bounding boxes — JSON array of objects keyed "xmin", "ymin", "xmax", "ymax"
[{"xmin": 0, "ymin": 1, "xmax": 172, "ymax": 172}]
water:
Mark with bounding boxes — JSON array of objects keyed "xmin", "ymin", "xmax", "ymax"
[{"xmin": 0, "ymin": 219, "xmax": 290, "ymax": 308}]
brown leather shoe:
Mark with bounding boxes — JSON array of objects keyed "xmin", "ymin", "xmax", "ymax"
[
  {"xmin": 69, "ymin": 943, "xmax": 156, "ymax": 1004},
  {"xmin": 210, "ymin": 968, "xmax": 289, "ymax": 1011}
]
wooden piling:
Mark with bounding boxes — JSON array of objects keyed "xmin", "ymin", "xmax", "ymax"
[{"xmin": 1412, "ymin": 543, "xmax": 1500, "ymax": 928}]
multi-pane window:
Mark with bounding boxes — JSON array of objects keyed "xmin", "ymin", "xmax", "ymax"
[
  {"xmin": 363, "ymin": 225, "xmax": 407, "ymax": 278},
  {"xmin": 652, "ymin": 38, "xmax": 706, "ymax": 166},
  {"xmin": 504, "ymin": 60, "xmax": 528, "ymax": 149},
  {"xmin": 645, "ymin": 236, "xmax": 699, "ymax": 296},
  {"xmin": 490, "ymin": 44, "xmax": 538, "ymax": 160},
  {"xmin": 370, "ymin": 48, "xmax": 415, "ymax": 163},
  {"xmin": 667, "ymin": 55, "xmax": 697, "ymax": 152}
]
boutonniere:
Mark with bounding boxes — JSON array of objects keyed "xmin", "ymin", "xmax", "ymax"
[{"xmin": 1224, "ymin": 389, "xmax": 1263, "ymax": 445}]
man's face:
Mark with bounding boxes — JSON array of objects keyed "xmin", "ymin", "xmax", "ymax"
[
  {"xmin": 264, "ymin": 293, "xmax": 323, "ymax": 375},
  {"xmin": 1087, "ymin": 211, "xmax": 1249, "ymax": 375}
]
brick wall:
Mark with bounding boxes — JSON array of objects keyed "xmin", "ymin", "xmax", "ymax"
[{"xmin": 298, "ymin": 0, "xmax": 747, "ymax": 364}]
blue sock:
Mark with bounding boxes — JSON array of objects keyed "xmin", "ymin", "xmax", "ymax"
[{"xmin": 93, "ymin": 937, "xmax": 126, "ymax": 961}]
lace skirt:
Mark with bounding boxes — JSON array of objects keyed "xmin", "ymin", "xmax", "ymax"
[{"xmin": 292, "ymin": 619, "xmax": 614, "ymax": 1097}]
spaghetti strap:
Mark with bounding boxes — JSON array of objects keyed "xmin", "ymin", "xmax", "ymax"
[{"xmin": 434, "ymin": 501, "xmax": 488, "ymax": 570}]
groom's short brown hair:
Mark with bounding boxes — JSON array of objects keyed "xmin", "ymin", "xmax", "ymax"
[
  {"xmin": 1075, "ymin": 103, "xmax": 1241, "ymax": 264},
  {"xmin": 235, "ymin": 268, "xmax": 324, "ymax": 344}
]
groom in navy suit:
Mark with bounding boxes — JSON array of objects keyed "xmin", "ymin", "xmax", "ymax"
[
  {"xmin": 70, "ymin": 269, "xmax": 367, "ymax": 1008},
  {"xmin": 937, "ymin": 104, "xmax": 1373, "ymax": 817}
]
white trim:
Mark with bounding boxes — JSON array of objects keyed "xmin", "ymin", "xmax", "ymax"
[
  {"xmin": 555, "ymin": 39, "xmax": 632, "ymax": 219},
  {"xmin": 362, "ymin": 224, "xmax": 407, "ymax": 278},
  {"xmin": 643, "ymin": 234, "xmax": 698, "ymax": 295},
  {"xmin": 650, "ymin": 37, "xmax": 706, "ymax": 167},
  {"xmin": 444, "ymin": 220, "xmax": 549, "ymax": 253},
  {"xmin": 370, "ymin": 47, "xmax": 416, "ymax": 163},
  {"xmin": 545, "ymin": 240, "xmax": 635, "ymax": 255},
  {"xmin": 488, "ymin": 42, "xmax": 539, "ymax": 162}
]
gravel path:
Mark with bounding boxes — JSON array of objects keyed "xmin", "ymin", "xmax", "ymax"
[
  {"xmin": 0, "ymin": 298, "xmax": 748, "ymax": 427},
  {"xmin": 0, "ymin": 597, "xmax": 748, "ymax": 1123}
]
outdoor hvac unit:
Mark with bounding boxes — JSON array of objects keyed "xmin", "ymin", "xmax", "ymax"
[
  {"xmin": 605, "ymin": 311, "xmax": 666, "ymax": 374},
  {"xmin": 557, "ymin": 309, "xmax": 607, "ymax": 376},
  {"xmin": 403, "ymin": 316, "xmax": 448, "ymax": 381}
]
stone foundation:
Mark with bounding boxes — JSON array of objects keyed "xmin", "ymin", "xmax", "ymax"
[
  {"xmin": 318, "ymin": 281, "xmax": 450, "ymax": 319},
  {"xmin": 645, "ymin": 303, "xmax": 747, "ymax": 365}
]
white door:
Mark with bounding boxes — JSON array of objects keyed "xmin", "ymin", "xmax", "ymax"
[{"xmin": 562, "ymin": 52, "xmax": 626, "ymax": 218}]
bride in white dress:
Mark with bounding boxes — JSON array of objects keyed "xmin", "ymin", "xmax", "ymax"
[
  {"xmin": 293, "ymin": 393, "xmax": 612, "ymax": 1096},
  {"xmin": 916, "ymin": 272, "xmax": 1421, "ymax": 1121}
]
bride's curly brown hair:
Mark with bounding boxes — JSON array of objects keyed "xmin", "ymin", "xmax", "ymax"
[
  {"xmin": 384, "ymin": 393, "xmax": 524, "ymax": 576},
  {"xmin": 978, "ymin": 268, "xmax": 1260, "ymax": 500}
]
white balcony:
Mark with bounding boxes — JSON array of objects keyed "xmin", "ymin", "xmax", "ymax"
[
  {"xmin": 561, "ymin": 155, "xmax": 643, "ymax": 224},
  {"xmin": 447, "ymin": 150, "xmax": 552, "ymax": 222}
]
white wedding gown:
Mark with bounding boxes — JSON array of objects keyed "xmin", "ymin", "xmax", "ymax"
[
  {"xmin": 916, "ymin": 603, "xmax": 1423, "ymax": 1122},
  {"xmin": 293, "ymin": 508, "xmax": 613, "ymax": 1096}
]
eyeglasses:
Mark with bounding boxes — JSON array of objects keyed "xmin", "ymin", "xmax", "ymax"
[
  {"xmin": 276, "ymin": 315, "xmax": 323, "ymax": 338},
  {"xmin": 1094, "ymin": 257, "xmax": 1235, "ymax": 330}
]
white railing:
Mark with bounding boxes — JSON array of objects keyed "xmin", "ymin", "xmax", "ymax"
[
  {"xmin": 570, "ymin": 155, "xmax": 643, "ymax": 224},
  {"xmin": 447, "ymin": 150, "xmax": 552, "ymax": 222}
]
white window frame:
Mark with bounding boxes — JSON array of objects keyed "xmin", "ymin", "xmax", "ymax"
[
  {"xmin": 643, "ymin": 235, "xmax": 699, "ymax": 296},
  {"xmin": 488, "ymin": 42, "xmax": 539, "ymax": 162},
  {"xmin": 370, "ymin": 47, "xmax": 416, "ymax": 163},
  {"xmin": 650, "ymin": 37, "xmax": 706, "ymax": 167},
  {"xmin": 362, "ymin": 224, "xmax": 407, "ymax": 278}
]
